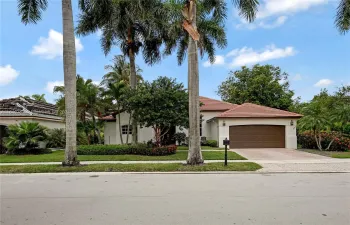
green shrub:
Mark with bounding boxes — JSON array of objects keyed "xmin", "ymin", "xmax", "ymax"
[
  {"xmin": 4, "ymin": 122, "xmax": 47, "ymax": 154},
  {"xmin": 298, "ymin": 131, "xmax": 350, "ymax": 151},
  {"xmin": 47, "ymin": 128, "xmax": 65, "ymax": 148},
  {"xmin": 9, "ymin": 148, "xmax": 52, "ymax": 155},
  {"xmin": 173, "ymin": 132, "xmax": 186, "ymax": 145},
  {"xmin": 206, "ymin": 140, "xmax": 218, "ymax": 147},
  {"xmin": 77, "ymin": 132, "xmax": 89, "ymax": 145},
  {"xmin": 77, "ymin": 144, "xmax": 177, "ymax": 156}
]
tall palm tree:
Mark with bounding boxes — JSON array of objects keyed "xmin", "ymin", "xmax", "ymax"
[
  {"xmin": 164, "ymin": 0, "xmax": 258, "ymax": 165},
  {"xmin": 77, "ymin": 0, "xmax": 168, "ymax": 144},
  {"xmin": 18, "ymin": 0, "xmax": 79, "ymax": 166},
  {"xmin": 335, "ymin": 0, "xmax": 350, "ymax": 34},
  {"xmin": 102, "ymin": 55, "xmax": 143, "ymax": 87}
]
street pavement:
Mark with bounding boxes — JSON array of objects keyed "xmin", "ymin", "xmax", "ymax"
[{"xmin": 1, "ymin": 173, "xmax": 349, "ymax": 225}]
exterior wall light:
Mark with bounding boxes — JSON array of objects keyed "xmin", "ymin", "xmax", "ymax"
[
  {"xmin": 223, "ymin": 120, "xmax": 226, "ymax": 126},
  {"xmin": 290, "ymin": 120, "xmax": 294, "ymax": 126}
]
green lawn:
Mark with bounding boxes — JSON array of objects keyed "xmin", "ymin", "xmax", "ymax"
[
  {"xmin": 177, "ymin": 146, "xmax": 224, "ymax": 150},
  {"xmin": 0, "ymin": 150, "xmax": 245, "ymax": 163},
  {"xmin": 298, "ymin": 149, "xmax": 350, "ymax": 158},
  {"xmin": 0, "ymin": 162, "xmax": 261, "ymax": 173}
]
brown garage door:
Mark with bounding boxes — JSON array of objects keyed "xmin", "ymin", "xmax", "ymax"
[{"xmin": 229, "ymin": 125, "xmax": 285, "ymax": 149}]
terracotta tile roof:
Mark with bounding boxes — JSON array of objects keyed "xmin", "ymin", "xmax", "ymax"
[
  {"xmin": 100, "ymin": 115, "xmax": 115, "ymax": 121},
  {"xmin": 216, "ymin": 103, "xmax": 302, "ymax": 118},
  {"xmin": 200, "ymin": 96, "xmax": 236, "ymax": 111}
]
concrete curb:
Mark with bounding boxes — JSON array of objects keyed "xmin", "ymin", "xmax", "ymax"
[{"xmin": 1, "ymin": 171, "xmax": 350, "ymax": 176}]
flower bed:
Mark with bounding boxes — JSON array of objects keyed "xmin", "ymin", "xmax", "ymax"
[
  {"xmin": 77, "ymin": 144, "xmax": 177, "ymax": 156},
  {"xmin": 298, "ymin": 131, "xmax": 350, "ymax": 151}
]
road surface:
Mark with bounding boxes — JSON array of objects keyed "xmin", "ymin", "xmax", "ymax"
[{"xmin": 1, "ymin": 173, "xmax": 349, "ymax": 225}]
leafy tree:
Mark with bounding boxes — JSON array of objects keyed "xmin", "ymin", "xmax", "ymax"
[
  {"xmin": 18, "ymin": 0, "xmax": 79, "ymax": 166},
  {"xmin": 335, "ymin": 0, "xmax": 350, "ymax": 34},
  {"xmin": 4, "ymin": 122, "xmax": 47, "ymax": 153},
  {"xmin": 31, "ymin": 94, "xmax": 47, "ymax": 102},
  {"xmin": 164, "ymin": 0, "xmax": 258, "ymax": 165},
  {"xmin": 123, "ymin": 76, "xmax": 189, "ymax": 146},
  {"xmin": 77, "ymin": 0, "xmax": 168, "ymax": 144},
  {"xmin": 217, "ymin": 65, "xmax": 295, "ymax": 110}
]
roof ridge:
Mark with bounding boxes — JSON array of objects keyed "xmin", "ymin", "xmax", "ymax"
[{"xmin": 242, "ymin": 102, "xmax": 301, "ymax": 115}]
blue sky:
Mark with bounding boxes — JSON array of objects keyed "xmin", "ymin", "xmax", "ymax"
[{"xmin": 1, "ymin": 0, "xmax": 349, "ymax": 103}]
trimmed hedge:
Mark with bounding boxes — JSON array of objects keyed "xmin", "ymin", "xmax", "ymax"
[
  {"xmin": 77, "ymin": 144, "xmax": 177, "ymax": 156},
  {"xmin": 206, "ymin": 140, "xmax": 218, "ymax": 148},
  {"xmin": 298, "ymin": 131, "xmax": 350, "ymax": 151}
]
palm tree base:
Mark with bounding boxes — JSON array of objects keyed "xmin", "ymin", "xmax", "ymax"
[
  {"xmin": 62, "ymin": 160, "xmax": 80, "ymax": 167},
  {"xmin": 186, "ymin": 158, "xmax": 204, "ymax": 165}
]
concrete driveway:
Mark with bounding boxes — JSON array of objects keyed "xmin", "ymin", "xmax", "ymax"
[{"xmin": 232, "ymin": 148, "xmax": 328, "ymax": 160}]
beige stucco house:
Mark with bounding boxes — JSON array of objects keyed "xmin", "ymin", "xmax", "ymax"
[
  {"xmin": 102, "ymin": 96, "xmax": 302, "ymax": 149},
  {"xmin": 0, "ymin": 97, "xmax": 64, "ymax": 129}
]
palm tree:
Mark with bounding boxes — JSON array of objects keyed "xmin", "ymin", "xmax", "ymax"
[
  {"xmin": 335, "ymin": 0, "xmax": 350, "ymax": 34},
  {"xmin": 77, "ymin": 0, "xmax": 168, "ymax": 144},
  {"xmin": 18, "ymin": 0, "xmax": 78, "ymax": 166},
  {"xmin": 31, "ymin": 94, "xmax": 47, "ymax": 102},
  {"xmin": 54, "ymin": 75, "xmax": 105, "ymax": 143},
  {"xmin": 102, "ymin": 55, "xmax": 143, "ymax": 87},
  {"xmin": 164, "ymin": 0, "xmax": 258, "ymax": 165}
]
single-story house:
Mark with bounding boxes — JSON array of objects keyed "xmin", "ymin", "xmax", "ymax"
[
  {"xmin": 102, "ymin": 96, "xmax": 302, "ymax": 149},
  {"xmin": 0, "ymin": 97, "xmax": 64, "ymax": 129}
]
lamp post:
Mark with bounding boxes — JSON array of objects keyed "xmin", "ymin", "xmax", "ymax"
[{"xmin": 223, "ymin": 138, "xmax": 230, "ymax": 166}]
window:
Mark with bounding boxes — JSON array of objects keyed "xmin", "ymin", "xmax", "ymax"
[{"xmin": 122, "ymin": 125, "xmax": 132, "ymax": 135}]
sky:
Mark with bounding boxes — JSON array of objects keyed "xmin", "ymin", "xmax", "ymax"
[{"xmin": 1, "ymin": 0, "xmax": 349, "ymax": 104}]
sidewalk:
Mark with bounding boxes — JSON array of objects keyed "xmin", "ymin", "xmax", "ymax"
[{"xmin": 1, "ymin": 159, "xmax": 350, "ymax": 172}]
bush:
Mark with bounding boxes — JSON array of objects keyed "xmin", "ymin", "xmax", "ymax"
[
  {"xmin": 206, "ymin": 140, "xmax": 218, "ymax": 147},
  {"xmin": 47, "ymin": 128, "xmax": 65, "ymax": 148},
  {"xmin": 173, "ymin": 132, "xmax": 186, "ymax": 145},
  {"xmin": 298, "ymin": 131, "xmax": 350, "ymax": 151},
  {"xmin": 8, "ymin": 148, "xmax": 52, "ymax": 155},
  {"xmin": 77, "ymin": 144, "xmax": 177, "ymax": 156}
]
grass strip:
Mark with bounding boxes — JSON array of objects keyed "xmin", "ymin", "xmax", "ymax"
[
  {"xmin": 0, "ymin": 151, "xmax": 245, "ymax": 163},
  {"xmin": 0, "ymin": 162, "xmax": 261, "ymax": 173}
]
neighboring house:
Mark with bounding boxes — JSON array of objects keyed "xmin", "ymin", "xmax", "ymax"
[
  {"xmin": 101, "ymin": 96, "xmax": 302, "ymax": 149},
  {"xmin": 0, "ymin": 97, "xmax": 64, "ymax": 129}
]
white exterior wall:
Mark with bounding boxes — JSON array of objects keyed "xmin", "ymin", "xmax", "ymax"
[
  {"xmin": 217, "ymin": 118, "xmax": 298, "ymax": 149},
  {"xmin": 0, "ymin": 117, "xmax": 65, "ymax": 129},
  {"xmin": 104, "ymin": 112, "xmax": 154, "ymax": 144},
  {"xmin": 208, "ymin": 119, "xmax": 219, "ymax": 142},
  {"xmin": 175, "ymin": 111, "xmax": 223, "ymax": 141}
]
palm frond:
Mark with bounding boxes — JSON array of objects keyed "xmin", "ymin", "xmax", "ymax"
[
  {"xmin": 232, "ymin": 0, "xmax": 259, "ymax": 22},
  {"xmin": 335, "ymin": 0, "xmax": 350, "ymax": 34},
  {"xmin": 18, "ymin": 0, "xmax": 48, "ymax": 25}
]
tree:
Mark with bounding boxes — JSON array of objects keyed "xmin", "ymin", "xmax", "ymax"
[
  {"xmin": 123, "ymin": 76, "xmax": 189, "ymax": 146},
  {"xmin": 31, "ymin": 94, "xmax": 47, "ymax": 102},
  {"xmin": 217, "ymin": 65, "xmax": 295, "ymax": 110},
  {"xmin": 335, "ymin": 0, "xmax": 350, "ymax": 34},
  {"xmin": 54, "ymin": 75, "xmax": 105, "ymax": 143},
  {"xmin": 18, "ymin": 0, "xmax": 79, "ymax": 166},
  {"xmin": 102, "ymin": 55, "xmax": 143, "ymax": 87},
  {"xmin": 77, "ymin": 0, "xmax": 168, "ymax": 144}
]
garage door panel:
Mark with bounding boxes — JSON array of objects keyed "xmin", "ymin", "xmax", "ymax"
[{"xmin": 229, "ymin": 125, "xmax": 285, "ymax": 148}]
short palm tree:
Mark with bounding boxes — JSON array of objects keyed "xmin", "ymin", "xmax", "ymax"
[
  {"xmin": 164, "ymin": 0, "xmax": 258, "ymax": 165},
  {"xmin": 77, "ymin": 0, "xmax": 168, "ymax": 144},
  {"xmin": 18, "ymin": 0, "xmax": 78, "ymax": 166},
  {"xmin": 335, "ymin": 0, "xmax": 350, "ymax": 34},
  {"xmin": 31, "ymin": 94, "xmax": 47, "ymax": 102},
  {"xmin": 102, "ymin": 55, "xmax": 143, "ymax": 87}
]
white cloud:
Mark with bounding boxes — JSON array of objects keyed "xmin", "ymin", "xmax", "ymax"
[
  {"xmin": 31, "ymin": 29, "xmax": 83, "ymax": 59},
  {"xmin": 96, "ymin": 29, "xmax": 103, "ymax": 38},
  {"xmin": 0, "ymin": 65, "xmax": 20, "ymax": 86},
  {"xmin": 203, "ymin": 55, "xmax": 225, "ymax": 67},
  {"xmin": 235, "ymin": 0, "xmax": 327, "ymax": 29},
  {"xmin": 314, "ymin": 79, "xmax": 333, "ymax": 87},
  {"xmin": 45, "ymin": 81, "xmax": 64, "ymax": 93},
  {"xmin": 292, "ymin": 74, "xmax": 302, "ymax": 81},
  {"xmin": 92, "ymin": 80, "xmax": 100, "ymax": 86},
  {"xmin": 229, "ymin": 45, "xmax": 296, "ymax": 68}
]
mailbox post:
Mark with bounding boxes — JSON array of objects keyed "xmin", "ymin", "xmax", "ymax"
[{"xmin": 223, "ymin": 138, "xmax": 230, "ymax": 166}]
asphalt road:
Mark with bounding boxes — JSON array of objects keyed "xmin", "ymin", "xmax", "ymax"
[{"xmin": 1, "ymin": 173, "xmax": 349, "ymax": 225}]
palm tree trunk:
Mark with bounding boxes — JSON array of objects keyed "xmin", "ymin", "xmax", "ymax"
[
  {"xmin": 91, "ymin": 113, "xmax": 101, "ymax": 144},
  {"xmin": 186, "ymin": 1, "xmax": 203, "ymax": 165},
  {"xmin": 117, "ymin": 106, "xmax": 124, "ymax": 144},
  {"xmin": 62, "ymin": 0, "xmax": 79, "ymax": 166},
  {"xmin": 126, "ymin": 113, "xmax": 132, "ymax": 144},
  {"xmin": 129, "ymin": 47, "xmax": 138, "ymax": 144}
]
